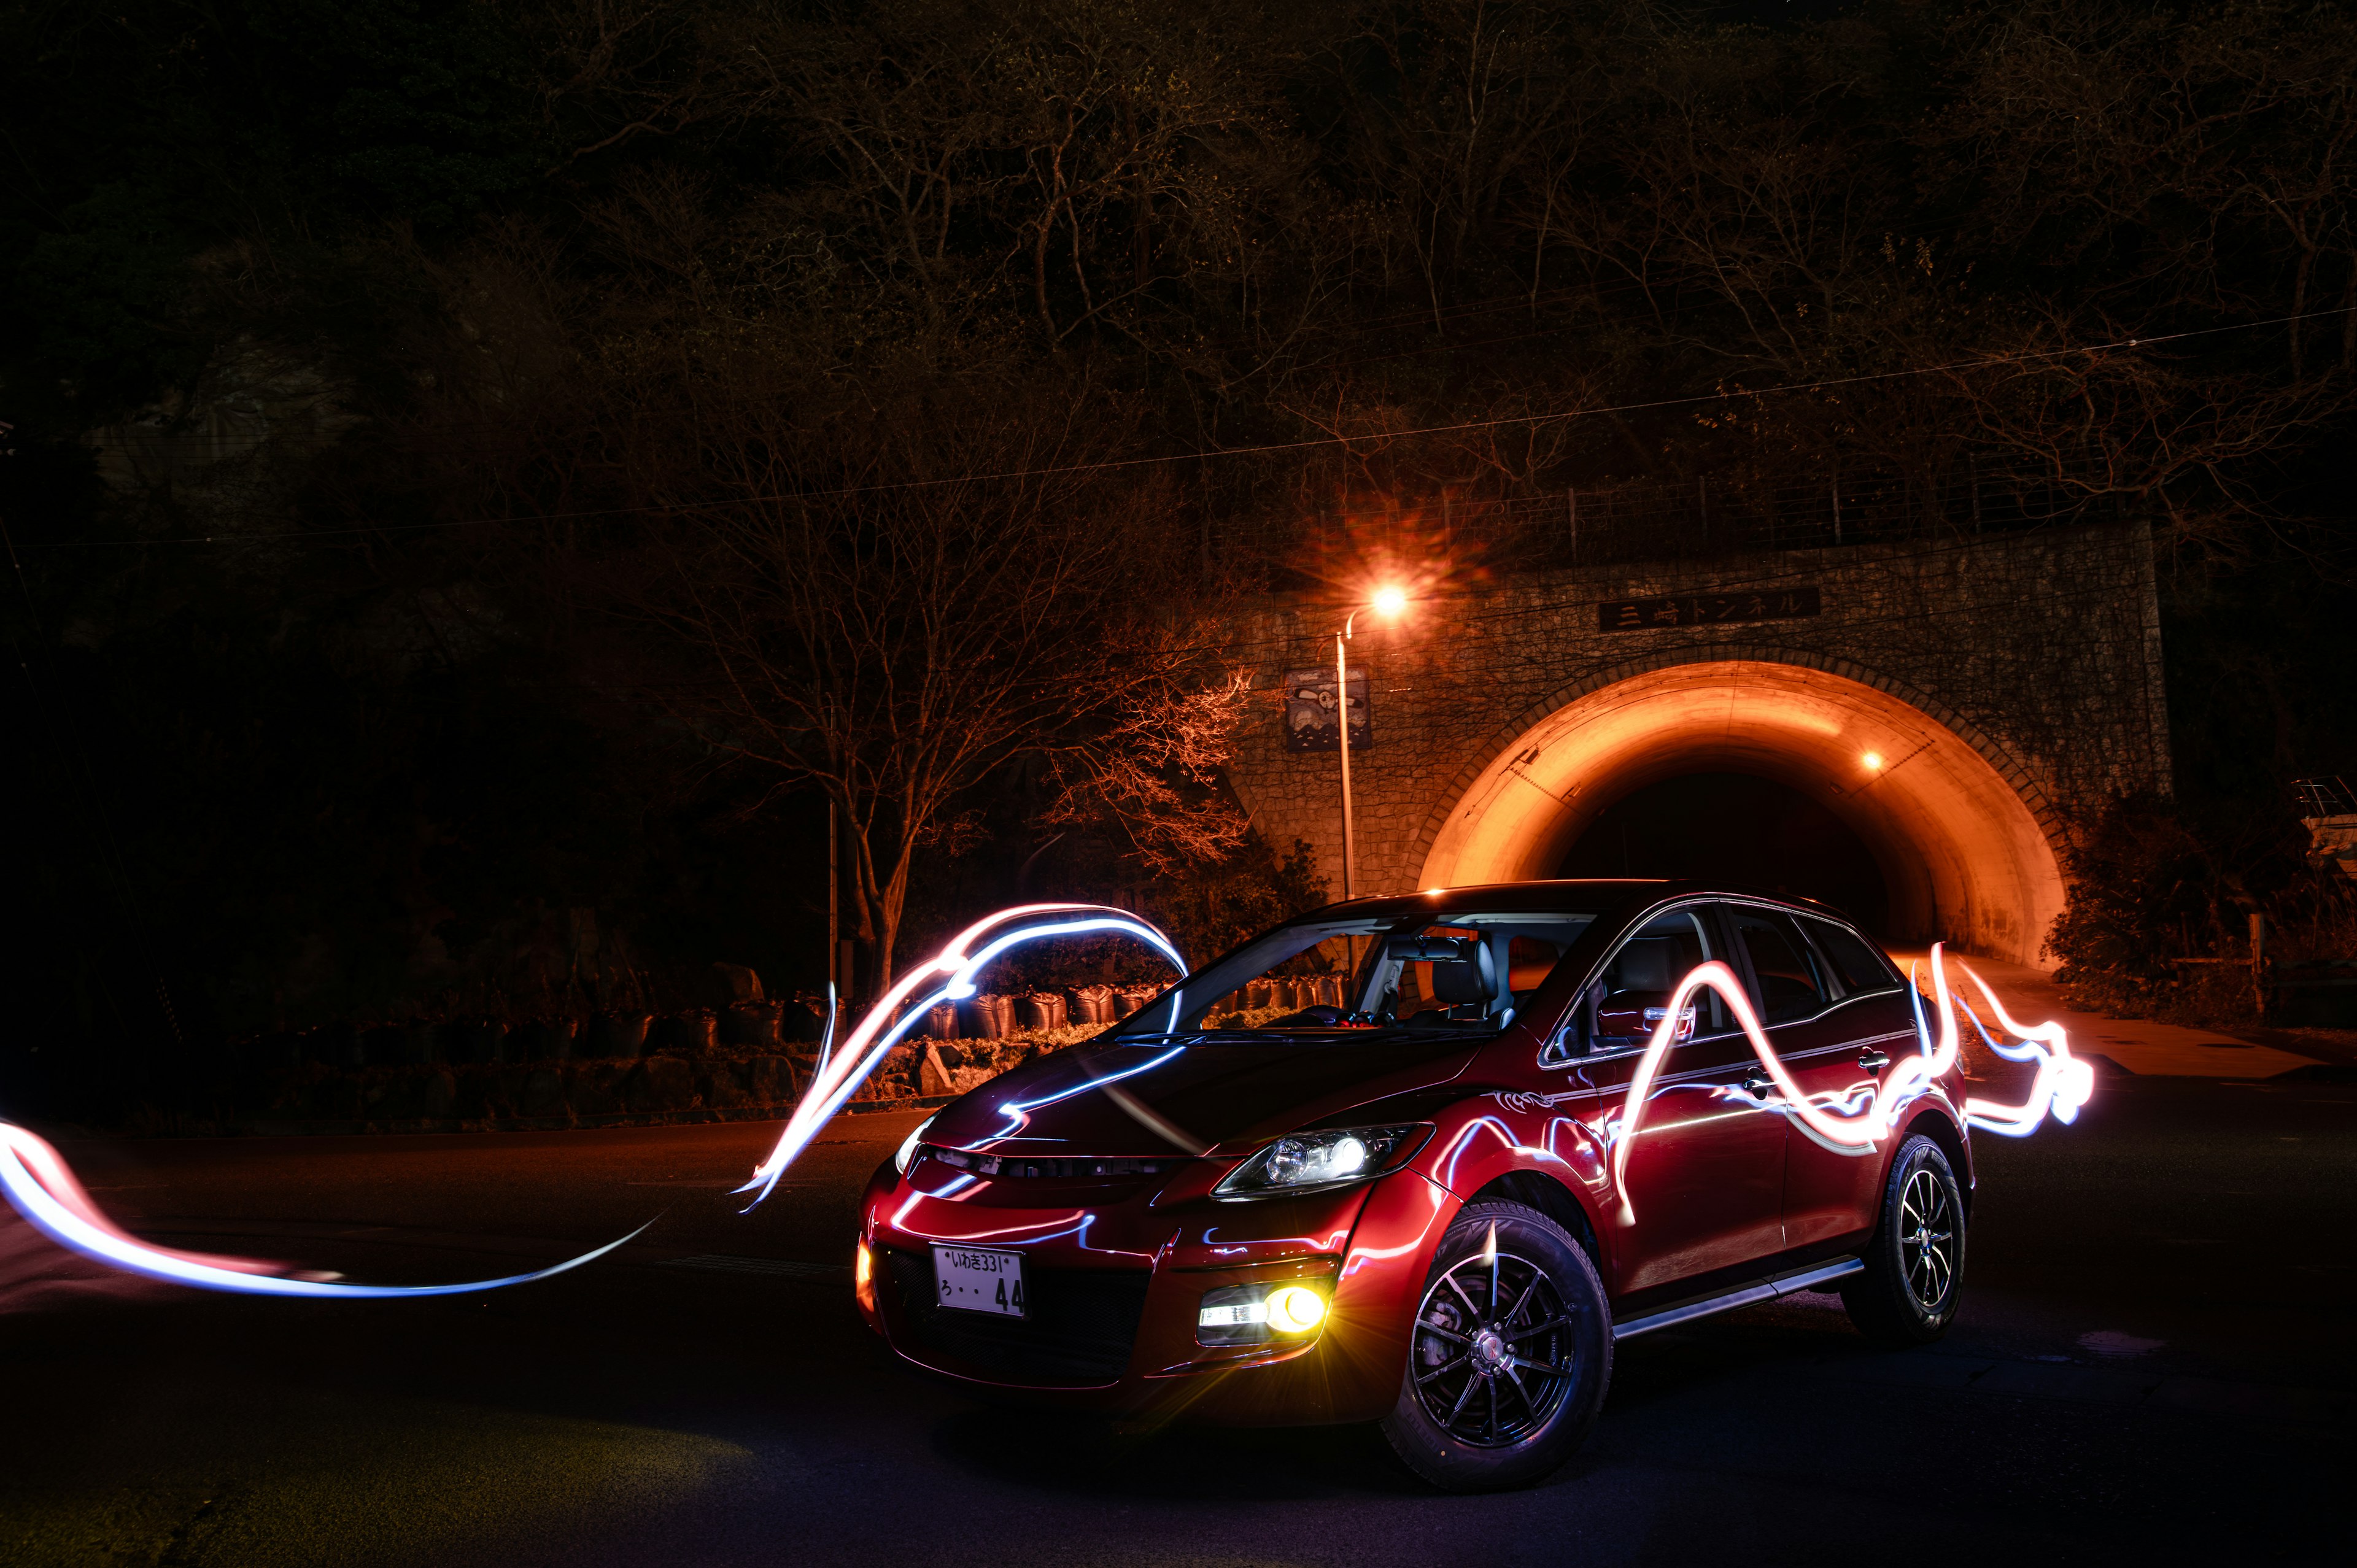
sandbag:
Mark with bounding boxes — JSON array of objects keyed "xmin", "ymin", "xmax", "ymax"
[
  {"xmin": 1069, "ymin": 984, "xmax": 1117, "ymax": 1025},
  {"xmin": 587, "ymin": 1012, "xmax": 651, "ymax": 1059},
  {"xmin": 1017, "ymin": 991, "xmax": 1068, "ymax": 1032},
  {"xmin": 960, "ymin": 993, "xmax": 1015, "ymax": 1039},
  {"xmin": 723, "ymin": 1000, "xmax": 784, "ymax": 1048}
]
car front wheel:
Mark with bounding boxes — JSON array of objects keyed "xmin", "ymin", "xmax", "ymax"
[
  {"xmin": 1841, "ymin": 1132, "xmax": 1967, "ymax": 1345},
  {"xmin": 1378, "ymin": 1199, "xmax": 1612, "ymax": 1493}
]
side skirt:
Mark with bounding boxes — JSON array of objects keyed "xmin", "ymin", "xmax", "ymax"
[{"xmin": 1610, "ymin": 1257, "xmax": 1864, "ymax": 1342}]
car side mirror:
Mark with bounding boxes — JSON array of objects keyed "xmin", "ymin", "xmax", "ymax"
[{"xmin": 1596, "ymin": 989, "xmax": 1695, "ymax": 1045}]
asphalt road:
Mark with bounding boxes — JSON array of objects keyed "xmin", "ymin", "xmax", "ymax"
[{"xmin": 4, "ymin": 1070, "xmax": 2351, "ymax": 1567}]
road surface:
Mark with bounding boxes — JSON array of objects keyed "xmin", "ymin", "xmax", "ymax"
[{"xmin": 4, "ymin": 1062, "xmax": 2350, "ymax": 1564}]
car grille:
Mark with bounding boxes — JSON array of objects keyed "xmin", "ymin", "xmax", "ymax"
[
  {"xmin": 883, "ymin": 1246, "xmax": 1151, "ymax": 1386},
  {"xmin": 919, "ymin": 1145, "xmax": 1183, "ymax": 1179}
]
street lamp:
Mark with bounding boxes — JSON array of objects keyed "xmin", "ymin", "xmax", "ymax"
[{"xmin": 1337, "ymin": 587, "xmax": 1409, "ymax": 902}]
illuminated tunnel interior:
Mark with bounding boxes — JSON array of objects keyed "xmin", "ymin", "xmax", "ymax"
[
  {"xmin": 1417, "ymin": 660, "xmax": 2066, "ymax": 965},
  {"xmin": 1554, "ymin": 772, "xmax": 1891, "ymax": 935}
]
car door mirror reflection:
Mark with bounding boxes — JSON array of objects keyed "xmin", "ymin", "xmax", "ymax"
[{"xmin": 1596, "ymin": 990, "xmax": 1695, "ymax": 1047}]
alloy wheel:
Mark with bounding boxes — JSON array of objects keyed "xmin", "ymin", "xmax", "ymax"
[
  {"xmin": 1899, "ymin": 1165, "xmax": 1956, "ymax": 1310},
  {"xmin": 1407, "ymin": 1239, "xmax": 1576, "ymax": 1446}
]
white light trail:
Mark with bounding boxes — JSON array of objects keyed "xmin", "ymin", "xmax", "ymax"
[
  {"xmin": 735, "ymin": 904, "xmax": 1187, "ymax": 1208},
  {"xmin": 0, "ymin": 1120, "xmax": 644, "ymax": 1297},
  {"xmin": 1608, "ymin": 943, "xmax": 2092, "ymax": 1223}
]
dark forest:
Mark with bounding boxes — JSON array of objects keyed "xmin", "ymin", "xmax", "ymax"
[{"xmin": 5, "ymin": 0, "xmax": 2355, "ymax": 1118}]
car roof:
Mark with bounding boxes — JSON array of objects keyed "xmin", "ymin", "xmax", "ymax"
[{"xmin": 1302, "ymin": 878, "xmax": 1864, "ymax": 930}]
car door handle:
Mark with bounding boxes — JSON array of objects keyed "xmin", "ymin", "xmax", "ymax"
[
  {"xmin": 1740, "ymin": 1072, "xmax": 1773, "ymax": 1100},
  {"xmin": 1857, "ymin": 1049, "xmax": 1891, "ymax": 1073}
]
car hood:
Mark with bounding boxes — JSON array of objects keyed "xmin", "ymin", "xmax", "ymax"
[{"xmin": 921, "ymin": 1035, "xmax": 1485, "ymax": 1157}]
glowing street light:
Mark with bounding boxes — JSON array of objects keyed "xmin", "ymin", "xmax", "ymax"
[
  {"xmin": 1862, "ymin": 751, "xmax": 1885, "ymax": 773},
  {"xmin": 1337, "ymin": 586, "xmax": 1410, "ymax": 902}
]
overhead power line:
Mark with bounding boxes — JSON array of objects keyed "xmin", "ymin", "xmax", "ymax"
[{"xmin": 23, "ymin": 304, "xmax": 2354, "ymax": 551}]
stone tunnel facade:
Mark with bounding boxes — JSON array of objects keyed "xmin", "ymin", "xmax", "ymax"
[{"xmin": 1218, "ymin": 520, "xmax": 2170, "ymax": 967}]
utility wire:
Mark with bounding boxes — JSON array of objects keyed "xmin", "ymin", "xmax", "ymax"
[{"xmin": 23, "ymin": 305, "xmax": 2353, "ymax": 550}]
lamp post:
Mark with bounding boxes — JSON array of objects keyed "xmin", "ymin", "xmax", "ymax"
[{"xmin": 1336, "ymin": 585, "xmax": 1409, "ymax": 902}]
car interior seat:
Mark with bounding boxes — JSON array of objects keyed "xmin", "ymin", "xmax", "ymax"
[
  {"xmin": 1610, "ymin": 937, "xmax": 1676, "ymax": 994},
  {"xmin": 1390, "ymin": 934, "xmax": 1498, "ymax": 1025}
]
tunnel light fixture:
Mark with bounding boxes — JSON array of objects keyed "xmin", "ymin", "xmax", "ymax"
[
  {"xmin": 1371, "ymin": 584, "xmax": 1410, "ymax": 620},
  {"xmin": 1862, "ymin": 751, "xmax": 1885, "ymax": 771}
]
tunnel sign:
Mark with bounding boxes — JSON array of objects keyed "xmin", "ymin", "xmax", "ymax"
[
  {"xmin": 1285, "ymin": 666, "xmax": 1372, "ymax": 752},
  {"xmin": 1599, "ymin": 585, "xmax": 1821, "ymax": 632}
]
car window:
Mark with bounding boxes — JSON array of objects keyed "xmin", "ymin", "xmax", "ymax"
[
  {"xmin": 1193, "ymin": 930, "xmax": 1362, "ymax": 1029},
  {"xmin": 1384, "ymin": 915, "xmax": 1593, "ymax": 1029},
  {"xmin": 1729, "ymin": 907, "xmax": 1830, "ymax": 1024},
  {"xmin": 1798, "ymin": 916, "xmax": 1900, "ymax": 995},
  {"xmin": 1115, "ymin": 910, "xmax": 1594, "ymax": 1039},
  {"xmin": 1567, "ymin": 906, "xmax": 1728, "ymax": 1057}
]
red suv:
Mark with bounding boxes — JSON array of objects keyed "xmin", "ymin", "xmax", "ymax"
[{"xmin": 856, "ymin": 881, "xmax": 1969, "ymax": 1491}]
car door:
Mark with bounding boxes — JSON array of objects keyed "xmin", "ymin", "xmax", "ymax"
[
  {"xmin": 1778, "ymin": 913, "xmax": 1923, "ymax": 1249},
  {"xmin": 1724, "ymin": 904, "xmax": 1912, "ymax": 1252},
  {"xmin": 1574, "ymin": 903, "xmax": 1787, "ymax": 1294}
]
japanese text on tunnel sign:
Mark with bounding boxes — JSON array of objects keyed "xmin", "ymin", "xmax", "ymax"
[{"xmin": 1597, "ymin": 585, "xmax": 1822, "ymax": 632}]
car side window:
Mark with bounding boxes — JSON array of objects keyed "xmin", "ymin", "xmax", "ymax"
[
  {"xmin": 1798, "ymin": 916, "xmax": 1901, "ymax": 996},
  {"xmin": 1557, "ymin": 906, "xmax": 1727, "ymax": 1059},
  {"xmin": 1729, "ymin": 908, "xmax": 1830, "ymax": 1024}
]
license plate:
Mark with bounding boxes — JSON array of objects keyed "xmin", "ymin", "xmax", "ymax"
[{"xmin": 932, "ymin": 1245, "xmax": 1026, "ymax": 1318}]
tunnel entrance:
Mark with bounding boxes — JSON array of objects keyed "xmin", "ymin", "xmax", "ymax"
[
  {"xmin": 1415, "ymin": 658, "xmax": 2066, "ymax": 965},
  {"xmin": 1553, "ymin": 771, "xmax": 1891, "ymax": 935}
]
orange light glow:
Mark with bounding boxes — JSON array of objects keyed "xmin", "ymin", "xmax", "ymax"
[
  {"xmin": 1862, "ymin": 751, "xmax": 1884, "ymax": 771},
  {"xmin": 1371, "ymin": 584, "xmax": 1410, "ymax": 619},
  {"xmin": 1415, "ymin": 660, "xmax": 2065, "ymax": 967}
]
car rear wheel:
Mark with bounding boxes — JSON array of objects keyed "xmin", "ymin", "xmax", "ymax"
[
  {"xmin": 1378, "ymin": 1199, "xmax": 1611, "ymax": 1493},
  {"xmin": 1841, "ymin": 1132, "xmax": 1966, "ymax": 1345}
]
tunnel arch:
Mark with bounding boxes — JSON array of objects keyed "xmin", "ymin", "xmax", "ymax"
[{"xmin": 1412, "ymin": 651, "xmax": 2069, "ymax": 967}]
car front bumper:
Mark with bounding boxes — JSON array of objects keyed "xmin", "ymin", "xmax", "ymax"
[{"xmin": 856, "ymin": 1154, "xmax": 1458, "ymax": 1426}]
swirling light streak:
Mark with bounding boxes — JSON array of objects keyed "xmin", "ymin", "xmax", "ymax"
[
  {"xmin": 986, "ymin": 1043, "xmax": 1190, "ymax": 1145},
  {"xmin": 1608, "ymin": 944, "xmax": 2091, "ymax": 1224},
  {"xmin": 0, "ymin": 903, "xmax": 1182, "ymax": 1295},
  {"xmin": 0, "ymin": 1119, "xmax": 644, "ymax": 1297},
  {"xmin": 737, "ymin": 903, "xmax": 1186, "ymax": 1208},
  {"xmin": 1952, "ymin": 992, "xmax": 2096, "ymax": 1138}
]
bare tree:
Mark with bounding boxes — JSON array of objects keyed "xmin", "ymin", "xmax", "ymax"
[{"xmin": 591, "ymin": 360, "xmax": 1245, "ymax": 991}]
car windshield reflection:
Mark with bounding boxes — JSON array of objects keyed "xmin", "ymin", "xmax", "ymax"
[{"xmin": 1104, "ymin": 910, "xmax": 1596, "ymax": 1042}]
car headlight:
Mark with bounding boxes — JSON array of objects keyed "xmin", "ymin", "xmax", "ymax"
[
  {"xmin": 894, "ymin": 1114, "xmax": 938, "ymax": 1176},
  {"xmin": 1212, "ymin": 1124, "xmax": 1431, "ymax": 1199}
]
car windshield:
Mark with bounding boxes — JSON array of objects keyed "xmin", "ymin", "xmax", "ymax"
[{"xmin": 1105, "ymin": 910, "xmax": 1597, "ymax": 1041}]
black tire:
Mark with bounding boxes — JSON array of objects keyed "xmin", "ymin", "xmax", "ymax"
[
  {"xmin": 1379, "ymin": 1199, "xmax": 1612, "ymax": 1493},
  {"xmin": 1841, "ymin": 1133, "xmax": 1966, "ymax": 1346}
]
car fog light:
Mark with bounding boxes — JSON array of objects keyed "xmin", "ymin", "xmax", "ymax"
[
  {"xmin": 1198, "ymin": 1280, "xmax": 1330, "ymax": 1346},
  {"xmin": 1266, "ymin": 1285, "xmax": 1326, "ymax": 1334},
  {"xmin": 1197, "ymin": 1284, "xmax": 1269, "ymax": 1346},
  {"xmin": 1199, "ymin": 1300, "xmax": 1268, "ymax": 1328}
]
